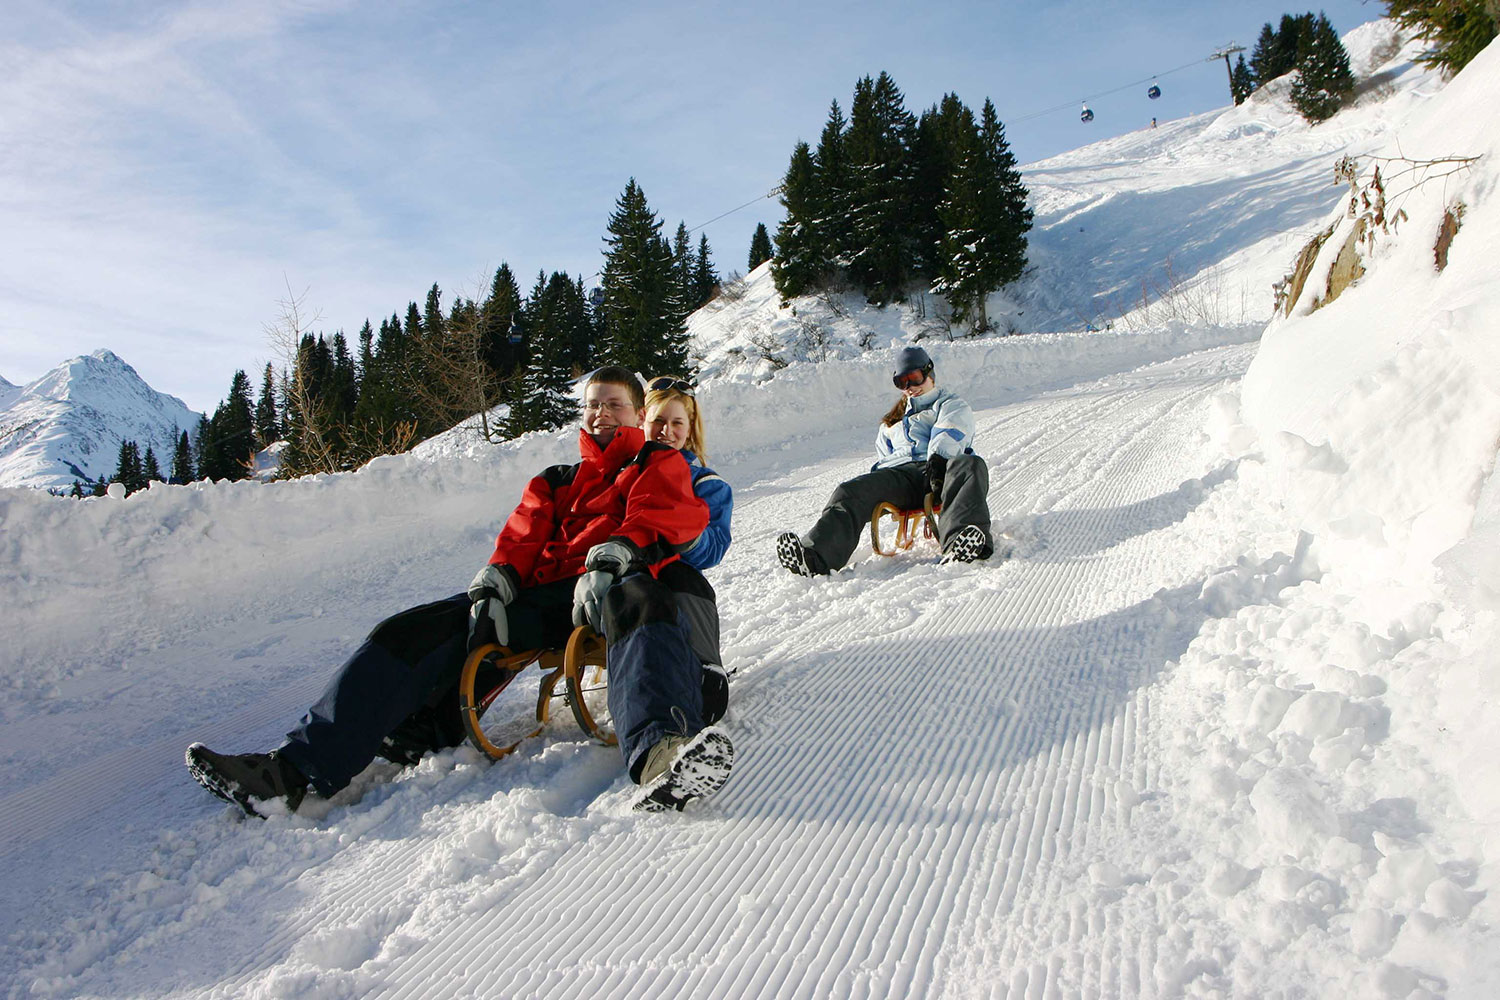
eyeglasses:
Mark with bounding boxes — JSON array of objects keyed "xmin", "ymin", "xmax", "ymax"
[
  {"xmin": 893, "ymin": 365, "xmax": 931, "ymax": 390},
  {"xmin": 648, "ymin": 377, "xmax": 694, "ymax": 395},
  {"xmin": 582, "ymin": 399, "xmax": 635, "ymax": 413}
]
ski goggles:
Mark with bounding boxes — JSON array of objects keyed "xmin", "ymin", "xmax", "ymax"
[
  {"xmin": 893, "ymin": 365, "xmax": 932, "ymax": 390},
  {"xmin": 648, "ymin": 377, "xmax": 695, "ymax": 395}
]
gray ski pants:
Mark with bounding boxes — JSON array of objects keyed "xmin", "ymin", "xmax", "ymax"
[{"xmin": 802, "ymin": 455, "xmax": 993, "ymax": 571}]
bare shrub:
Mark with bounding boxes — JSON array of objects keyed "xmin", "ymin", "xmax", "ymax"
[
  {"xmin": 715, "ymin": 271, "xmax": 748, "ymax": 304},
  {"xmin": 750, "ymin": 332, "xmax": 788, "ymax": 370}
]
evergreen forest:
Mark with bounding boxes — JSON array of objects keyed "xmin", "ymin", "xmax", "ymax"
[{"xmin": 771, "ymin": 72, "xmax": 1033, "ymax": 336}]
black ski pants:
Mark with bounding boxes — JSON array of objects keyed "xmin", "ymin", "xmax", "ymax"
[
  {"xmin": 802, "ymin": 455, "xmax": 993, "ymax": 572},
  {"xmin": 278, "ymin": 563, "xmax": 725, "ymax": 797}
]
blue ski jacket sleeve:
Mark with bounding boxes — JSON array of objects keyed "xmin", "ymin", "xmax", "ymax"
[
  {"xmin": 679, "ymin": 451, "xmax": 733, "ymax": 571},
  {"xmin": 872, "ymin": 387, "xmax": 976, "ymax": 469}
]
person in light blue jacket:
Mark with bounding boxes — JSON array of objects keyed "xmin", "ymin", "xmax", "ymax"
[
  {"xmin": 643, "ymin": 376, "xmax": 733, "ymax": 720},
  {"xmin": 778, "ymin": 345, "xmax": 994, "ymax": 575}
]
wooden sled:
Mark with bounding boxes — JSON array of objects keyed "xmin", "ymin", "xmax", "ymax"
[
  {"xmin": 458, "ymin": 625, "xmax": 613, "ymax": 761},
  {"xmin": 870, "ymin": 493, "xmax": 941, "ymax": 556}
]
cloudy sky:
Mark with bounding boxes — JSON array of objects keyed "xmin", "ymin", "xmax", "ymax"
[{"xmin": 1, "ymin": 0, "xmax": 1381, "ymax": 412}]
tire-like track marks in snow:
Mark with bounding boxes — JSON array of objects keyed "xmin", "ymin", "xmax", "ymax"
[
  {"xmin": 7, "ymin": 344, "xmax": 1267, "ymax": 1000},
  {"xmin": 368, "ymin": 345, "xmax": 1260, "ymax": 999}
]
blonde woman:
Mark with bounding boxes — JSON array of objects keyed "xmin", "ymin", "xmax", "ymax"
[
  {"xmin": 643, "ymin": 375, "xmax": 733, "ymax": 725},
  {"xmin": 643, "ymin": 376, "xmax": 732, "ymax": 570}
]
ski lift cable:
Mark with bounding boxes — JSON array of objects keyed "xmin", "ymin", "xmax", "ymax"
[
  {"xmin": 1007, "ymin": 51, "xmax": 1218, "ymax": 125},
  {"xmin": 583, "ymin": 49, "xmax": 1231, "ymax": 286},
  {"xmin": 581, "ymin": 184, "xmax": 783, "ymax": 286},
  {"xmin": 688, "ymin": 185, "xmax": 784, "ymax": 236}
]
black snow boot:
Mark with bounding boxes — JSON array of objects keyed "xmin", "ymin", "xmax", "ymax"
[
  {"xmin": 941, "ymin": 524, "xmax": 993, "ymax": 564},
  {"xmin": 777, "ymin": 532, "xmax": 828, "ymax": 577},
  {"xmin": 185, "ymin": 743, "xmax": 310, "ymax": 818}
]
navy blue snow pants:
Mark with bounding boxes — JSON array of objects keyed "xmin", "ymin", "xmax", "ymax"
[{"xmin": 278, "ymin": 565, "xmax": 722, "ymax": 797}]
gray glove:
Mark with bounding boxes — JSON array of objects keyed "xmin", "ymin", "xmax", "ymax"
[
  {"xmin": 571, "ymin": 540, "xmax": 637, "ymax": 634},
  {"xmin": 468, "ymin": 563, "xmax": 518, "ymax": 650}
]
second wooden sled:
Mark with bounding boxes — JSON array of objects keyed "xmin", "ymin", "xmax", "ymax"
[
  {"xmin": 870, "ymin": 493, "xmax": 941, "ymax": 556},
  {"xmin": 458, "ymin": 625, "xmax": 614, "ymax": 760}
]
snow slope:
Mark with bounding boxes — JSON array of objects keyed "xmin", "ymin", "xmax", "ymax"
[
  {"xmin": 5, "ymin": 20, "xmax": 1500, "ymax": 1000},
  {"xmin": 689, "ymin": 20, "xmax": 1434, "ymax": 383},
  {"xmin": 0, "ymin": 350, "xmax": 201, "ymax": 491}
]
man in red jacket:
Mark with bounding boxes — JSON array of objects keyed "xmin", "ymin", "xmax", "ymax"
[{"xmin": 187, "ymin": 367, "xmax": 733, "ymax": 817}]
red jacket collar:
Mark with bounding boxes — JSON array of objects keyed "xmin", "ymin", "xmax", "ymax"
[{"xmin": 577, "ymin": 425, "xmax": 645, "ymax": 474}]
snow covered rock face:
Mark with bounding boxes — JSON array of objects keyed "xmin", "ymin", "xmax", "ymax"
[
  {"xmin": 0, "ymin": 350, "xmax": 200, "ymax": 490},
  {"xmin": 1138, "ymin": 34, "xmax": 1500, "ymax": 998}
]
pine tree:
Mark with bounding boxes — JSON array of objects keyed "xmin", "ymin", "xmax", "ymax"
[
  {"xmin": 255, "ymin": 362, "xmax": 280, "ymax": 446},
  {"xmin": 523, "ymin": 271, "xmax": 595, "ymax": 373},
  {"xmin": 748, "ymin": 222, "xmax": 774, "ymax": 270},
  {"xmin": 1291, "ymin": 12, "xmax": 1355, "ymax": 123},
  {"xmin": 772, "ymin": 141, "xmax": 824, "ymax": 300},
  {"xmin": 206, "ymin": 369, "xmax": 257, "ymax": 481},
  {"xmin": 574, "ymin": 275, "xmax": 598, "ymax": 373},
  {"xmin": 422, "ymin": 284, "xmax": 445, "ymax": 345},
  {"xmin": 813, "ymin": 100, "xmax": 853, "ymax": 266},
  {"xmin": 1385, "ymin": 0, "xmax": 1497, "ymax": 75},
  {"xmin": 671, "ymin": 221, "xmax": 696, "ymax": 315},
  {"xmin": 844, "ymin": 72, "xmax": 918, "ymax": 304},
  {"xmin": 330, "ymin": 331, "xmax": 358, "ymax": 425},
  {"xmin": 1249, "ymin": 23, "xmax": 1279, "ymax": 82},
  {"xmin": 934, "ymin": 99, "xmax": 1032, "ymax": 334},
  {"xmin": 112, "ymin": 439, "xmax": 144, "ymax": 494},
  {"xmin": 192, "ymin": 414, "xmax": 213, "ymax": 479},
  {"xmin": 70, "ymin": 480, "xmax": 85, "ymax": 498},
  {"xmin": 354, "ymin": 313, "xmax": 418, "ymax": 431},
  {"xmin": 479, "ymin": 263, "xmax": 524, "ymax": 395},
  {"xmin": 356, "ymin": 320, "xmax": 374, "ymax": 395},
  {"xmin": 693, "ymin": 233, "xmax": 718, "ymax": 308},
  {"xmin": 980, "ymin": 99, "xmax": 1033, "ymax": 289},
  {"xmin": 600, "ymin": 178, "xmax": 690, "ymax": 376},
  {"xmin": 509, "ymin": 272, "xmax": 584, "ymax": 435},
  {"xmin": 911, "ymin": 94, "xmax": 973, "ymax": 281},
  {"xmin": 1231, "ymin": 55, "xmax": 1256, "ymax": 104},
  {"xmin": 1275, "ymin": 13, "xmax": 1311, "ymax": 76},
  {"xmin": 142, "ymin": 445, "xmax": 162, "ymax": 484},
  {"xmin": 171, "ymin": 429, "xmax": 194, "ymax": 484}
]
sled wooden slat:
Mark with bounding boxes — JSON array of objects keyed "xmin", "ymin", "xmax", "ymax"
[
  {"xmin": 459, "ymin": 625, "xmax": 610, "ymax": 760},
  {"xmin": 870, "ymin": 493, "xmax": 941, "ymax": 556},
  {"xmin": 563, "ymin": 626, "xmax": 614, "ymax": 746}
]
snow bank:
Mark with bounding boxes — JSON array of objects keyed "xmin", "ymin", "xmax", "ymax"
[{"xmin": 1141, "ymin": 36, "xmax": 1500, "ymax": 996}]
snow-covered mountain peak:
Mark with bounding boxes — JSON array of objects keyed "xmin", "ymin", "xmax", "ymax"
[
  {"xmin": 0, "ymin": 350, "xmax": 200, "ymax": 490},
  {"xmin": 21, "ymin": 349, "xmax": 157, "ymax": 403}
]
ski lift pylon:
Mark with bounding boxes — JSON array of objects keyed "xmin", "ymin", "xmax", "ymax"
[
  {"xmin": 1147, "ymin": 80, "xmax": 1162, "ymax": 100},
  {"xmin": 1080, "ymin": 102, "xmax": 1094, "ymax": 123}
]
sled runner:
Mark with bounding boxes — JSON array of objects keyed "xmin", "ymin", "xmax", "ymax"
[
  {"xmin": 870, "ymin": 493, "xmax": 941, "ymax": 556},
  {"xmin": 458, "ymin": 626, "xmax": 613, "ymax": 760}
]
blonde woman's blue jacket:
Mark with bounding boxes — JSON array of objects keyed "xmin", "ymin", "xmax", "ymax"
[
  {"xmin": 872, "ymin": 387, "xmax": 975, "ymax": 469},
  {"xmin": 680, "ymin": 449, "xmax": 733, "ymax": 570}
]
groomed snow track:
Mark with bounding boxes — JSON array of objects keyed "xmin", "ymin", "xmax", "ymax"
[{"xmin": 6, "ymin": 343, "xmax": 1269, "ymax": 999}]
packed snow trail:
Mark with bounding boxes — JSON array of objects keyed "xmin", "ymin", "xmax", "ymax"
[{"xmin": 9, "ymin": 342, "xmax": 1285, "ymax": 999}]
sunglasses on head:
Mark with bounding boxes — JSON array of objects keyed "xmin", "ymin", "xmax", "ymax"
[
  {"xmin": 893, "ymin": 365, "xmax": 931, "ymax": 390},
  {"xmin": 649, "ymin": 377, "xmax": 694, "ymax": 395}
]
